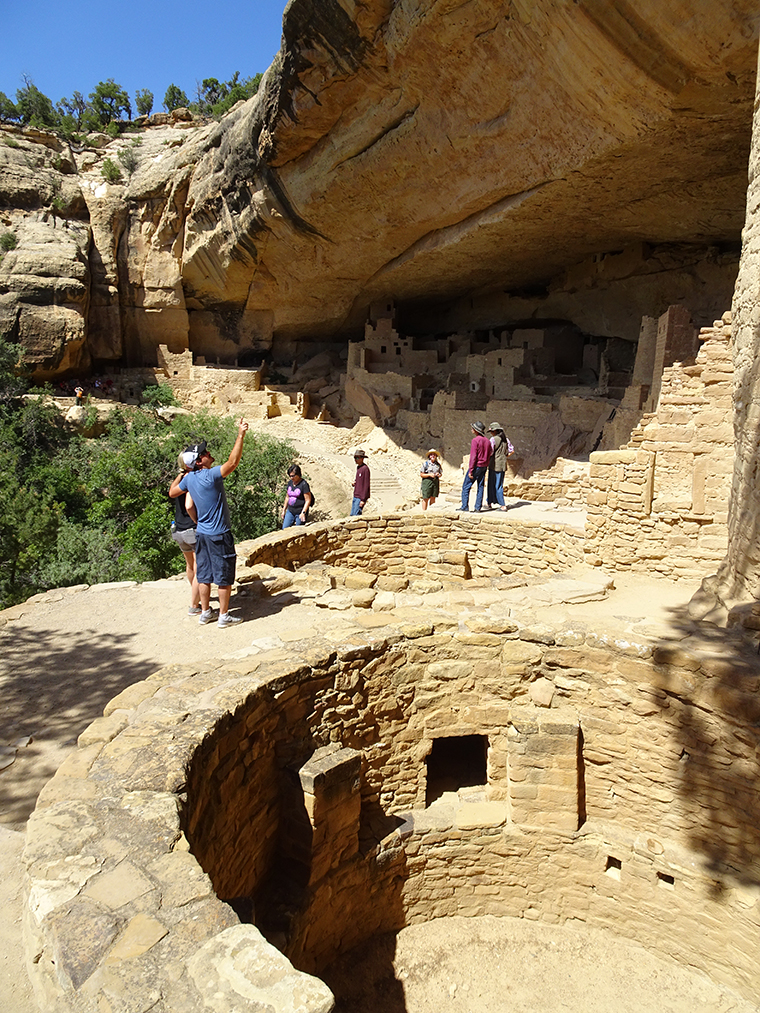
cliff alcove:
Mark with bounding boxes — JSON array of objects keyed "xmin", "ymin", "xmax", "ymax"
[{"xmin": 1, "ymin": 0, "xmax": 757, "ymax": 377}]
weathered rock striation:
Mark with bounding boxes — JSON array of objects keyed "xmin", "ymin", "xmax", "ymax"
[{"xmin": 1, "ymin": 0, "xmax": 758, "ymax": 376}]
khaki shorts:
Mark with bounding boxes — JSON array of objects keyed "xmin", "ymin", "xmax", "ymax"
[{"xmin": 171, "ymin": 527, "xmax": 196, "ymax": 550}]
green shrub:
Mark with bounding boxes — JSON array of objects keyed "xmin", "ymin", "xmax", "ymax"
[
  {"xmin": 101, "ymin": 157, "xmax": 122, "ymax": 183},
  {"xmin": 0, "ymin": 399, "xmax": 295, "ymax": 606},
  {"xmin": 0, "ymin": 232, "xmax": 18, "ymax": 252},
  {"xmin": 4, "ymin": 137, "xmax": 20, "ymax": 148},
  {"xmin": 141, "ymin": 384, "xmax": 179, "ymax": 408},
  {"xmin": 117, "ymin": 146, "xmax": 139, "ymax": 177},
  {"xmin": 105, "ymin": 120, "xmax": 120, "ymax": 139}
]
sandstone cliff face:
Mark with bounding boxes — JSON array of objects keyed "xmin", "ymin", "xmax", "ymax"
[
  {"xmin": 180, "ymin": 0, "xmax": 757, "ymax": 355},
  {"xmin": 716, "ymin": 45, "xmax": 760, "ymax": 606},
  {"xmin": 1, "ymin": 0, "xmax": 758, "ymax": 376}
]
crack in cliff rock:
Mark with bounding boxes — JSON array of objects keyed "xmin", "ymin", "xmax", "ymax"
[
  {"xmin": 368, "ymin": 183, "xmax": 548, "ymax": 282},
  {"xmin": 577, "ymin": 0, "xmax": 697, "ymax": 95},
  {"xmin": 333, "ymin": 106, "xmax": 420, "ymax": 169}
]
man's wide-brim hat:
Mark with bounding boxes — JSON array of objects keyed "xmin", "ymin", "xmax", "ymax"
[
  {"xmin": 471, "ymin": 421, "xmax": 486, "ymax": 435},
  {"xmin": 353, "ymin": 448, "xmax": 367, "ymax": 458}
]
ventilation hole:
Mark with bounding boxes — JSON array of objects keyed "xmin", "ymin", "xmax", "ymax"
[
  {"xmin": 604, "ymin": 856, "xmax": 622, "ymax": 880},
  {"xmin": 657, "ymin": 872, "xmax": 675, "ymax": 890},
  {"xmin": 425, "ymin": 735, "xmax": 488, "ymax": 807}
]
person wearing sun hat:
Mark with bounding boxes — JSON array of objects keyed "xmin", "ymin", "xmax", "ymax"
[
  {"xmin": 460, "ymin": 420, "xmax": 491, "ymax": 512},
  {"xmin": 420, "ymin": 448, "xmax": 443, "ymax": 510},
  {"xmin": 350, "ymin": 448, "xmax": 371, "ymax": 515}
]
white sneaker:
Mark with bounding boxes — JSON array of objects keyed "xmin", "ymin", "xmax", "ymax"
[
  {"xmin": 198, "ymin": 610, "xmax": 216, "ymax": 625},
  {"xmin": 218, "ymin": 613, "xmax": 242, "ymax": 628}
]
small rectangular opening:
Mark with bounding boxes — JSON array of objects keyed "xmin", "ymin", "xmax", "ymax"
[
  {"xmin": 604, "ymin": 855, "xmax": 622, "ymax": 880},
  {"xmin": 657, "ymin": 872, "xmax": 675, "ymax": 890},
  {"xmin": 426, "ymin": 734, "xmax": 488, "ymax": 807}
]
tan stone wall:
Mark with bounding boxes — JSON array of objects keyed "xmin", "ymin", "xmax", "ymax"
[
  {"xmin": 239, "ymin": 513, "xmax": 587, "ymax": 580},
  {"xmin": 585, "ymin": 316, "xmax": 733, "ymax": 579}
]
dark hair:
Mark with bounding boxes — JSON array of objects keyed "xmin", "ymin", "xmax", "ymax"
[{"xmin": 288, "ymin": 464, "xmax": 302, "ymax": 478}]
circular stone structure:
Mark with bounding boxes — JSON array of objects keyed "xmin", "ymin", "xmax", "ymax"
[{"xmin": 22, "ymin": 516, "xmax": 760, "ymax": 1012}]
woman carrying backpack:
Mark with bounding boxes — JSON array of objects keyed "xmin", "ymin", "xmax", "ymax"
[{"xmin": 487, "ymin": 422, "xmax": 514, "ymax": 511}]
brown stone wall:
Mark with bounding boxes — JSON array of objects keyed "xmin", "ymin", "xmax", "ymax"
[
  {"xmin": 585, "ymin": 316, "xmax": 733, "ymax": 579},
  {"xmin": 240, "ymin": 514, "xmax": 587, "ymax": 580}
]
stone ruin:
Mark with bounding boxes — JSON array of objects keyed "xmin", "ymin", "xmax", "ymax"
[
  {"xmin": 22, "ymin": 508, "xmax": 760, "ymax": 1011},
  {"xmin": 10, "ymin": 1, "xmax": 760, "ymax": 1009}
]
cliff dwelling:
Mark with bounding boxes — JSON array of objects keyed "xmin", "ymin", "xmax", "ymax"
[{"xmin": 5, "ymin": 1, "xmax": 760, "ymax": 1012}]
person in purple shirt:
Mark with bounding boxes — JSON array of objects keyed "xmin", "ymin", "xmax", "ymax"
[
  {"xmin": 169, "ymin": 419, "xmax": 248, "ymax": 628},
  {"xmin": 351, "ymin": 448, "xmax": 371, "ymax": 515},
  {"xmin": 460, "ymin": 420, "xmax": 492, "ymax": 512}
]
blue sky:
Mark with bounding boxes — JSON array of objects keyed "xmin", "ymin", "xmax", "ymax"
[{"xmin": 2, "ymin": 0, "xmax": 286, "ymax": 112}]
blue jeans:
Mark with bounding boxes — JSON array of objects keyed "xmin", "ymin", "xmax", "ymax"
[
  {"xmin": 461, "ymin": 466, "xmax": 487, "ymax": 511},
  {"xmin": 488, "ymin": 469, "xmax": 505, "ymax": 507},
  {"xmin": 282, "ymin": 509, "xmax": 303, "ymax": 529},
  {"xmin": 350, "ymin": 497, "xmax": 364, "ymax": 516}
]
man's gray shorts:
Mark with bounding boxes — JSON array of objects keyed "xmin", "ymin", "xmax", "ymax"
[
  {"xmin": 195, "ymin": 531, "xmax": 236, "ymax": 587},
  {"xmin": 171, "ymin": 528, "xmax": 196, "ymax": 550}
]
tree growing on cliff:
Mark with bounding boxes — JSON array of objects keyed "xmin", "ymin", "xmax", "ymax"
[
  {"xmin": 101, "ymin": 157, "xmax": 122, "ymax": 183},
  {"xmin": 89, "ymin": 79, "xmax": 131, "ymax": 125},
  {"xmin": 0, "ymin": 92, "xmax": 19, "ymax": 122},
  {"xmin": 163, "ymin": 84, "xmax": 189, "ymax": 112},
  {"xmin": 57, "ymin": 91, "xmax": 88, "ymax": 129},
  {"xmin": 135, "ymin": 89, "xmax": 153, "ymax": 117},
  {"xmin": 195, "ymin": 72, "xmax": 263, "ymax": 117},
  {"xmin": 15, "ymin": 77, "xmax": 59, "ymax": 129}
]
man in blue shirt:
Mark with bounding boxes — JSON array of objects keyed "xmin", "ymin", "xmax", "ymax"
[{"xmin": 169, "ymin": 419, "xmax": 248, "ymax": 627}]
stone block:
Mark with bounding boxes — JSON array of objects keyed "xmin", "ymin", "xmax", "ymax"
[
  {"xmin": 187, "ymin": 924, "xmax": 334, "ymax": 1013},
  {"xmin": 529, "ymin": 678, "xmax": 555, "ymax": 707},
  {"xmin": 344, "ymin": 571, "xmax": 378, "ymax": 589},
  {"xmin": 501, "ymin": 641, "xmax": 543, "ymax": 667},
  {"xmin": 455, "ymin": 802, "xmax": 507, "ymax": 830}
]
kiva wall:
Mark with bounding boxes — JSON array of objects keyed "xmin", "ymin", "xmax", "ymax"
[{"xmin": 23, "ymin": 599, "xmax": 760, "ymax": 1011}]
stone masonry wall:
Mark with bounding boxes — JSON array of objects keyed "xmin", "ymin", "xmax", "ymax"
[
  {"xmin": 24, "ymin": 600, "xmax": 760, "ymax": 1010},
  {"xmin": 584, "ymin": 314, "xmax": 733, "ymax": 579},
  {"xmin": 238, "ymin": 513, "xmax": 587, "ymax": 581}
]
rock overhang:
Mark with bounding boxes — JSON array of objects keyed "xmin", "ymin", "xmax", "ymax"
[{"xmin": 178, "ymin": 0, "xmax": 759, "ymax": 342}]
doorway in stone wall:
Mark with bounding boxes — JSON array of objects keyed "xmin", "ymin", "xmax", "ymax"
[{"xmin": 425, "ymin": 734, "xmax": 488, "ymax": 806}]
